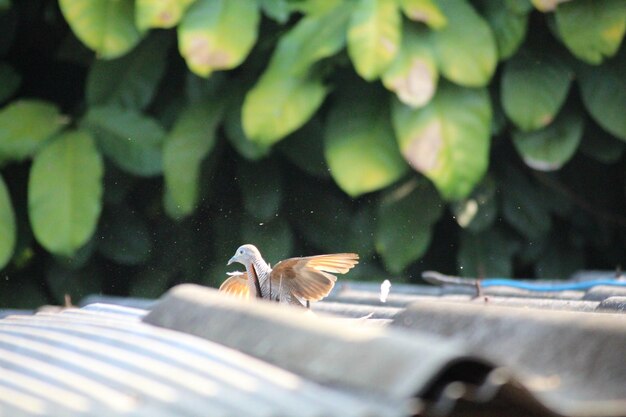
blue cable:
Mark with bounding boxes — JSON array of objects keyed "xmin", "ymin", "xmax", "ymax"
[
  {"xmin": 479, "ymin": 279, "xmax": 626, "ymax": 291},
  {"xmin": 422, "ymin": 271, "xmax": 626, "ymax": 291}
]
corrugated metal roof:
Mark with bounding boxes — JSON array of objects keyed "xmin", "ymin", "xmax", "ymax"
[{"xmin": 1, "ymin": 270, "xmax": 626, "ymax": 417}]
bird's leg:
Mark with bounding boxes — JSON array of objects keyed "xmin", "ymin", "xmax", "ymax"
[{"xmin": 276, "ymin": 274, "xmax": 284, "ymax": 303}]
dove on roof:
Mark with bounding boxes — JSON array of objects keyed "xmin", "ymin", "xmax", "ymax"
[{"xmin": 221, "ymin": 244, "xmax": 359, "ymax": 307}]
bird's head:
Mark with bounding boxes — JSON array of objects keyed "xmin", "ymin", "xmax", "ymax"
[{"xmin": 227, "ymin": 244, "xmax": 261, "ymax": 267}]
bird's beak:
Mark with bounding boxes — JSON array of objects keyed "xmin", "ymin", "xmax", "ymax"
[{"xmin": 227, "ymin": 256, "xmax": 236, "ymax": 266}]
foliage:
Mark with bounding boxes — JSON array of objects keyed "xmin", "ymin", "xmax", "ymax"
[{"xmin": 0, "ymin": 0, "xmax": 625, "ymax": 308}]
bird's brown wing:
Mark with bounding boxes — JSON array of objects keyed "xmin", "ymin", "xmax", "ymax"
[
  {"xmin": 219, "ymin": 272, "xmax": 250, "ymax": 299},
  {"xmin": 270, "ymin": 253, "xmax": 359, "ymax": 301}
]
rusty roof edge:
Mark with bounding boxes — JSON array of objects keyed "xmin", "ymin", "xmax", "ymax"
[{"xmin": 143, "ymin": 284, "xmax": 483, "ymax": 401}]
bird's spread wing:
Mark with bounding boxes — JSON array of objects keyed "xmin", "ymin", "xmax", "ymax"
[
  {"xmin": 270, "ymin": 253, "xmax": 359, "ymax": 301},
  {"xmin": 219, "ymin": 272, "xmax": 250, "ymax": 299}
]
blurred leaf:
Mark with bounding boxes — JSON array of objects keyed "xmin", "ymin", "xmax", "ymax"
[
  {"xmin": 129, "ymin": 268, "xmax": 170, "ymax": 298},
  {"xmin": 163, "ymin": 99, "xmax": 223, "ymax": 219},
  {"xmin": 0, "ymin": 0, "xmax": 10, "ymax": 11},
  {"xmin": 223, "ymin": 85, "xmax": 270, "ymax": 160},
  {"xmin": 431, "ymin": 0, "xmax": 497, "ymax": 87},
  {"xmin": 398, "ymin": 0, "xmax": 446, "ymax": 29},
  {"xmin": 501, "ymin": 48, "xmax": 572, "ymax": 132},
  {"xmin": 512, "ymin": 106, "xmax": 583, "ymax": 171},
  {"xmin": 59, "ymin": 0, "xmax": 144, "ymax": 59},
  {"xmin": 258, "ymin": 0, "xmax": 290, "ymax": 23},
  {"xmin": 345, "ymin": 203, "xmax": 376, "ymax": 257},
  {"xmin": 28, "ymin": 130, "xmax": 103, "ymax": 256},
  {"xmin": 580, "ymin": 124, "xmax": 625, "ymax": 164},
  {"xmin": 347, "ymin": 0, "xmax": 401, "ymax": 81},
  {"xmin": 392, "ymin": 82, "xmax": 492, "ymax": 201},
  {"xmin": 506, "ymin": 0, "xmax": 533, "ymax": 14},
  {"xmin": 555, "ymin": 0, "xmax": 626, "ymax": 65},
  {"xmin": 136, "ymin": 0, "xmax": 196, "ymax": 30},
  {"xmin": 325, "ymin": 88, "xmax": 408, "ymax": 197},
  {"xmin": 0, "ymin": 100, "xmax": 64, "ymax": 162},
  {"xmin": 46, "ymin": 262, "xmax": 102, "ymax": 304},
  {"xmin": 98, "ymin": 205, "xmax": 152, "ymax": 265},
  {"xmin": 278, "ymin": 118, "xmax": 329, "ymax": 178},
  {"xmin": 0, "ymin": 175, "xmax": 16, "ymax": 269},
  {"xmin": 451, "ymin": 176, "xmax": 497, "ymax": 233},
  {"xmin": 243, "ymin": 76, "xmax": 326, "ymax": 146},
  {"xmin": 536, "ymin": 232, "xmax": 584, "ymax": 278},
  {"xmin": 0, "ymin": 63, "xmax": 20, "ymax": 104},
  {"xmin": 457, "ymin": 227, "xmax": 519, "ymax": 277},
  {"xmin": 178, "ymin": 0, "xmax": 259, "ymax": 77},
  {"xmin": 477, "ymin": 0, "xmax": 528, "ymax": 60},
  {"xmin": 237, "ymin": 158, "xmax": 283, "ymax": 222},
  {"xmin": 53, "ymin": 237, "xmax": 97, "ymax": 271},
  {"xmin": 86, "ymin": 32, "xmax": 171, "ymax": 110},
  {"xmin": 375, "ymin": 179, "xmax": 443, "ymax": 273},
  {"xmin": 531, "ymin": 0, "xmax": 567, "ymax": 12},
  {"xmin": 242, "ymin": 3, "xmax": 351, "ymax": 144},
  {"xmin": 382, "ymin": 25, "xmax": 438, "ymax": 108},
  {"xmin": 0, "ymin": 277, "xmax": 47, "ymax": 309},
  {"xmin": 500, "ymin": 166, "xmax": 551, "ymax": 240},
  {"xmin": 288, "ymin": 182, "xmax": 352, "ymax": 253},
  {"xmin": 577, "ymin": 55, "xmax": 626, "ymax": 141},
  {"xmin": 290, "ymin": 0, "xmax": 342, "ymax": 15},
  {"xmin": 84, "ymin": 106, "xmax": 165, "ymax": 176},
  {"xmin": 242, "ymin": 216, "xmax": 293, "ymax": 265}
]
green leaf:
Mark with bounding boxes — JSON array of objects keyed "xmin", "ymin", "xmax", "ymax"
[
  {"xmin": 577, "ymin": 55, "xmax": 626, "ymax": 141},
  {"xmin": 451, "ymin": 176, "xmax": 497, "ymax": 233},
  {"xmin": 98, "ymin": 205, "xmax": 152, "ymax": 265},
  {"xmin": 223, "ymin": 84, "xmax": 270, "ymax": 160},
  {"xmin": 290, "ymin": 0, "xmax": 342, "ymax": 15},
  {"xmin": 0, "ymin": 64, "xmax": 20, "ymax": 104},
  {"xmin": 83, "ymin": 106, "xmax": 165, "ymax": 176},
  {"xmin": 237, "ymin": 158, "xmax": 283, "ymax": 222},
  {"xmin": 47, "ymin": 262, "xmax": 102, "ymax": 304},
  {"xmin": 136, "ymin": 0, "xmax": 196, "ymax": 30},
  {"xmin": 258, "ymin": 0, "xmax": 290, "ymax": 23},
  {"xmin": 163, "ymin": 99, "xmax": 223, "ymax": 219},
  {"xmin": 59, "ymin": 0, "xmax": 144, "ymax": 59},
  {"xmin": 457, "ymin": 227, "xmax": 519, "ymax": 278},
  {"xmin": 0, "ymin": 100, "xmax": 64, "ymax": 162},
  {"xmin": 512, "ymin": 106, "xmax": 584, "ymax": 171},
  {"xmin": 0, "ymin": 174, "xmax": 16, "ymax": 269},
  {"xmin": 536, "ymin": 232, "xmax": 584, "ymax": 278},
  {"xmin": 347, "ymin": 0, "xmax": 401, "ymax": 81},
  {"xmin": 86, "ymin": 32, "xmax": 171, "ymax": 110},
  {"xmin": 382, "ymin": 25, "xmax": 438, "ymax": 108},
  {"xmin": 477, "ymin": 0, "xmax": 528, "ymax": 60},
  {"xmin": 0, "ymin": 0, "xmax": 10, "ymax": 12},
  {"xmin": 324, "ymin": 88, "xmax": 408, "ymax": 197},
  {"xmin": 431, "ymin": 0, "xmax": 497, "ymax": 87},
  {"xmin": 398, "ymin": 0, "xmax": 447, "ymax": 29},
  {"xmin": 392, "ymin": 82, "xmax": 492, "ymax": 201},
  {"xmin": 28, "ymin": 130, "xmax": 104, "ymax": 256},
  {"xmin": 500, "ymin": 166, "xmax": 551, "ymax": 240},
  {"xmin": 278, "ymin": 118, "xmax": 330, "ymax": 179},
  {"xmin": 375, "ymin": 179, "xmax": 443, "ymax": 273},
  {"xmin": 530, "ymin": 0, "xmax": 567, "ymax": 12},
  {"xmin": 242, "ymin": 4, "xmax": 351, "ymax": 144},
  {"xmin": 288, "ymin": 181, "xmax": 352, "ymax": 253},
  {"xmin": 501, "ymin": 48, "xmax": 572, "ymax": 131},
  {"xmin": 242, "ymin": 216, "xmax": 293, "ymax": 265},
  {"xmin": 580, "ymin": 124, "xmax": 625, "ymax": 164},
  {"xmin": 178, "ymin": 0, "xmax": 260, "ymax": 77},
  {"xmin": 555, "ymin": 0, "xmax": 626, "ymax": 65}
]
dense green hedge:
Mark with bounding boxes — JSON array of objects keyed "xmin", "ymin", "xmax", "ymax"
[{"xmin": 0, "ymin": 0, "xmax": 625, "ymax": 308}]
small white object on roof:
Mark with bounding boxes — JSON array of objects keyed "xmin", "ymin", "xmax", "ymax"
[{"xmin": 380, "ymin": 280, "xmax": 392, "ymax": 303}]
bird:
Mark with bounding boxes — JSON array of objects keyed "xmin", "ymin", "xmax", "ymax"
[{"xmin": 220, "ymin": 244, "xmax": 359, "ymax": 307}]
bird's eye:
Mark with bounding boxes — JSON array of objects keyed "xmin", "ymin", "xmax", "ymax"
[{"xmin": 239, "ymin": 250, "xmax": 244, "ymax": 254}]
